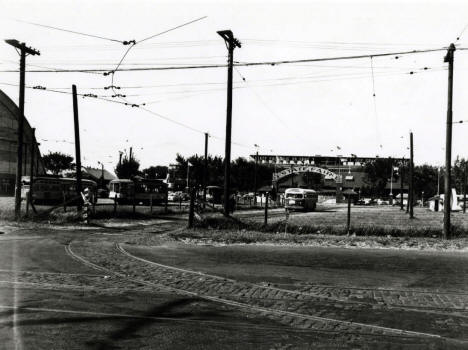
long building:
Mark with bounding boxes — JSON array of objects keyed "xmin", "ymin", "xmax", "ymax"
[
  {"xmin": 0, "ymin": 89, "xmax": 45, "ymax": 195},
  {"xmin": 250, "ymin": 154, "xmax": 408, "ymax": 198}
]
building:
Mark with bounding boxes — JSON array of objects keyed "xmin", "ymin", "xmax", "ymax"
[
  {"xmin": 250, "ymin": 154, "xmax": 408, "ymax": 200},
  {"xmin": 0, "ymin": 89, "xmax": 45, "ymax": 195},
  {"xmin": 82, "ymin": 167, "xmax": 117, "ymax": 188}
]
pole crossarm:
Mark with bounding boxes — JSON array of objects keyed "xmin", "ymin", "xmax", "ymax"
[
  {"xmin": 217, "ymin": 30, "xmax": 242, "ymax": 48},
  {"xmin": 5, "ymin": 39, "xmax": 40, "ymax": 56}
]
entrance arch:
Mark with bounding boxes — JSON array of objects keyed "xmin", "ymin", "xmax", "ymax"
[
  {"xmin": 273, "ymin": 165, "xmax": 344, "ymax": 203},
  {"xmin": 273, "ymin": 165, "xmax": 339, "ymax": 182}
]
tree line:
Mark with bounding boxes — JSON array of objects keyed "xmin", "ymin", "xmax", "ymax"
[{"xmin": 41, "ymin": 151, "xmax": 467, "ymax": 198}]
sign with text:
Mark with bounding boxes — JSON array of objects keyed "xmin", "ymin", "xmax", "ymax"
[{"xmin": 273, "ymin": 166, "xmax": 338, "ymax": 182}]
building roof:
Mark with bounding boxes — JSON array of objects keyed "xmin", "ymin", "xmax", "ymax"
[{"xmin": 83, "ymin": 167, "xmax": 116, "ymax": 181}]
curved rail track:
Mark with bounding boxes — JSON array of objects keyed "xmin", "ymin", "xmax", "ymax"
[{"xmin": 64, "ymin": 240, "xmax": 447, "ymax": 342}]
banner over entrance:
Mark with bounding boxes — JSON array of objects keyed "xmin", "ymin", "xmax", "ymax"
[{"xmin": 273, "ymin": 166, "xmax": 338, "ymax": 182}]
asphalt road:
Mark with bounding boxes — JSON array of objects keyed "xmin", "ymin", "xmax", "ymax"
[{"xmin": 0, "ymin": 221, "xmax": 467, "ymax": 349}]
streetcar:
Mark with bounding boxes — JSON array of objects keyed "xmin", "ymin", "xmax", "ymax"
[
  {"xmin": 21, "ymin": 176, "xmax": 97, "ymax": 205},
  {"xmin": 284, "ymin": 188, "xmax": 318, "ymax": 211},
  {"xmin": 109, "ymin": 178, "xmax": 167, "ymax": 205}
]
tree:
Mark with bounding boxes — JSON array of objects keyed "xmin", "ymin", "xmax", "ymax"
[
  {"xmin": 413, "ymin": 164, "xmax": 438, "ymax": 199},
  {"xmin": 115, "ymin": 155, "xmax": 141, "ymax": 179},
  {"xmin": 42, "ymin": 152, "xmax": 74, "ymax": 175},
  {"xmin": 363, "ymin": 158, "xmax": 394, "ymax": 197},
  {"xmin": 142, "ymin": 165, "xmax": 168, "ymax": 179}
]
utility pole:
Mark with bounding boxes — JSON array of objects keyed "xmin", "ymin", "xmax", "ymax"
[
  {"xmin": 443, "ymin": 43, "xmax": 456, "ymax": 239},
  {"xmin": 390, "ymin": 159, "xmax": 393, "ymax": 205},
  {"xmin": 118, "ymin": 151, "xmax": 123, "ymax": 167},
  {"xmin": 399, "ymin": 162, "xmax": 404, "ymax": 211},
  {"xmin": 5, "ymin": 39, "xmax": 40, "ymax": 220},
  {"xmin": 203, "ymin": 132, "xmax": 208, "ymax": 204},
  {"xmin": 463, "ymin": 161, "xmax": 467, "ymax": 214},
  {"xmin": 218, "ymin": 30, "xmax": 241, "ymax": 216},
  {"xmin": 129, "ymin": 147, "xmax": 133, "ymax": 162},
  {"xmin": 72, "ymin": 85, "xmax": 82, "ymax": 211},
  {"xmin": 254, "ymin": 149, "xmax": 258, "ymax": 205},
  {"xmin": 29, "ymin": 128, "xmax": 35, "ymax": 203},
  {"xmin": 409, "ymin": 132, "xmax": 414, "ymax": 219}
]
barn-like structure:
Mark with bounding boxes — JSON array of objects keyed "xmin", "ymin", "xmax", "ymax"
[{"xmin": 0, "ymin": 89, "xmax": 45, "ymax": 195}]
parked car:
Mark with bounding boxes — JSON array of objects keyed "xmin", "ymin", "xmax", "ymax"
[{"xmin": 168, "ymin": 192, "xmax": 179, "ymax": 201}]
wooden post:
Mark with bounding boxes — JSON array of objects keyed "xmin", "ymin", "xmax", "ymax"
[
  {"xmin": 113, "ymin": 197, "xmax": 117, "ymax": 216},
  {"xmin": 400, "ymin": 164, "xmax": 404, "ymax": 211},
  {"xmin": 463, "ymin": 161, "xmax": 467, "ymax": 214},
  {"xmin": 409, "ymin": 132, "xmax": 414, "ymax": 219},
  {"xmin": 188, "ymin": 188, "xmax": 195, "ymax": 228},
  {"xmin": 346, "ymin": 195, "xmax": 352, "ymax": 235},
  {"xmin": 72, "ymin": 85, "xmax": 83, "ymax": 212},
  {"xmin": 63, "ymin": 191, "xmax": 67, "ymax": 212},
  {"xmin": 264, "ymin": 192, "xmax": 269, "ymax": 226},
  {"xmin": 443, "ymin": 44, "xmax": 456, "ymax": 239},
  {"xmin": 150, "ymin": 194, "xmax": 153, "ymax": 214},
  {"xmin": 28, "ymin": 127, "xmax": 35, "ymax": 216},
  {"xmin": 164, "ymin": 189, "xmax": 168, "ymax": 213},
  {"xmin": 132, "ymin": 194, "xmax": 136, "ymax": 216},
  {"xmin": 217, "ymin": 30, "xmax": 241, "ymax": 217}
]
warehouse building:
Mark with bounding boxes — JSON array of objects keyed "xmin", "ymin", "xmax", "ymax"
[{"xmin": 0, "ymin": 89, "xmax": 45, "ymax": 195}]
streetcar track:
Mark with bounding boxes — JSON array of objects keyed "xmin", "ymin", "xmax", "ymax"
[
  {"xmin": 64, "ymin": 241, "xmax": 442, "ymax": 339},
  {"xmin": 117, "ymin": 244, "xmax": 468, "ymax": 317},
  {"xmin": 0, "ymin": 305, "xmax": 350, "ymax": 334}
]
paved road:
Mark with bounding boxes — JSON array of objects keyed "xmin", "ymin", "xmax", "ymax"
[{"xmin": 0, "ymin": 221, "xmax": 467, "ymax": 349}]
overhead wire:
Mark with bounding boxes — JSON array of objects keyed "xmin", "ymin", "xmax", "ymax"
[
  {"xmin": 109, "ymin": 15, "xmax": 208, "ymax": 106},
  {"xmin": 14, "ymin": 19, "xmax": 124, "ymax": 43},
  {"xmin": 0, "ymin": 47, "xmax": 450, "ymax": 74}
]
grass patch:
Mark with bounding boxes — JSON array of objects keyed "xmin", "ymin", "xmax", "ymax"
[{"xmin": 194, "ymin": 216, "xmax": 468, "ymax": 238}]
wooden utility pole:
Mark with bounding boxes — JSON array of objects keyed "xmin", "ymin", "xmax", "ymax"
[
  {"xmin": 29, "ymin": 128, "xmax": 35, "ymax": 205},
  {"xmin": 218, "ymin": 30, "xmax": 241, "ymax": 216},
  {"xmin": 409, "ymin": 132, "xmax": 414, "ymax": 219},
  {"xmin": 72, "ymin": 85, "xmax": 82, "ymax": 211},
  {"xmin": 203, "ymin": 132, "xmax": 208, "ymax": 205},
  {"xmin": 400, "ymin": 163, "xmax": 404, "ymax": 211},
  {"xmin": 254, "ymin": 150, "xmax": 258, "ymax": 205},
  {"xmin": 129, "ymin": 147, "xmax": 133, "ymax": 162},
  {"xmin": 443, "ymin": 43, "xmax": 456, "ymax": 239},
  {"xmin": 5, "ymin": 40, "xmax": 40, "ymax": 220},
  {"xmin": 463, "ymin": 162, "xmax": 467, "ymax": 214}
]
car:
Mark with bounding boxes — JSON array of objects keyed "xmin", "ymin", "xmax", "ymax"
[{"xmin": 168, "ymin": 192, "xmax": 179, "ymax": 201}]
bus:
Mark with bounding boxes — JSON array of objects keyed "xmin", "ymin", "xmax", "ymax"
[
  {"xmin": 284, "ymin": 188, "xmax": 318, "ymax": 211},
  {"xmin": 21, "ymin": 176, "xmax": 97, "ymax": 205},
  {"xmin": 109, "ymin": 178, "xmax": 167, "ymax": 205}
]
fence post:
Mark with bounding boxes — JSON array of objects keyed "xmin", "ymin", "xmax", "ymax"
[
  {"xmin": 164, "ymin": 190, "xmax": 168, "ymax": 213},
  {"xmin": 132, "ymin": 195, "xmax": 136, "ymax": 217},
  {"xmin": 62, "ymin": 191, "xmax": 67, "ymax": 212},
  {"xmin": 150, "ymin": 194, "xmax": 153, "ymax": 214},
  {"xmin": 188, "ymin": 188, "xmax": 195, "ymax": 228},
  {"xmin": 285, "ymin": 209, "xmax": 289, "ymax": 234},
  {"xmin": 113, "ymin": 197, "xmax": 117, "ymax": 216},
  {"xmin": 264, "ymin": 192, "xmax": 269, "ymax": 226},
  {"xmin": 26, "ymin": 191, "xmax": 30, "ymax": 216},
  {"xmin": 346, "ymin": 195, "xmax": 352, "ymax": 235},
  {"xmin": 179, "ymin": 196, "xmax": 182, "ymax": 211}
]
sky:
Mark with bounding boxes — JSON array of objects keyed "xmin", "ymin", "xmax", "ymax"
[{"xmin": 1, "ymin": 0, "xmax": 468, "ymax": 172}]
